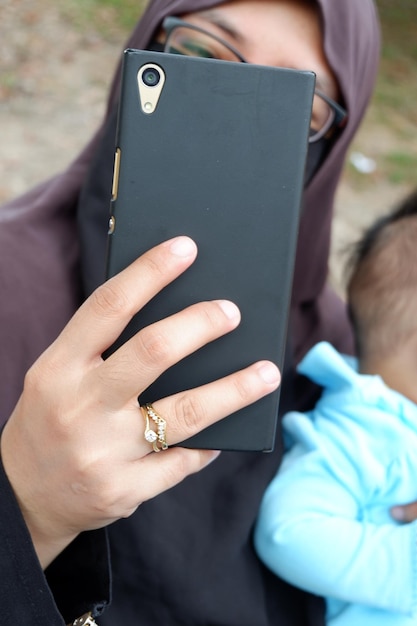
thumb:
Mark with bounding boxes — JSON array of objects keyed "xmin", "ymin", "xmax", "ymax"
[{"xmin": 391, "ymin": 502, "xmax": 417, "ymax": 523}]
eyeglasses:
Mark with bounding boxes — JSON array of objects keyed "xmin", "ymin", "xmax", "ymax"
[{"xmin": 162, "ymin": 16, "xmax": 348, "ymax": 143}]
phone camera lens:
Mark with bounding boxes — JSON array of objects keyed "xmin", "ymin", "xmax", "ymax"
[{"xmin": 142, "ymin": 67, "xmax": 161, "ymax": 87}]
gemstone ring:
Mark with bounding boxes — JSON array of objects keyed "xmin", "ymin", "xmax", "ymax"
[{"xmin": 141, "ymin": 402, "xmax": 168, "ymax": 452}]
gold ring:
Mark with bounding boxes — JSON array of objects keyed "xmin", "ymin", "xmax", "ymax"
[{"xmin": 141, "ymin": 403, "xmax": 168, "ymax": 452}]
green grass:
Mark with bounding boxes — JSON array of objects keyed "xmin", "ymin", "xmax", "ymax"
[
  {"xmin": 63, "ymin": 0, "xmax": 147, "ymax": 40},
  {"xmin": 64, "ymin": 0, "xmax": 417, "ymax": 186},
  {"xmin": 375, "ymin": 0, "xmax": 417, "ymax": 125},
  {"xmin": 95, "ymin": 0, "xmax": 147, "ymax": 30},
  {"xmin": 343, "ymin": 1, "xmax": 417, "ymax": 188},
  {"xmin": 384, "ymin": 152, "xmax": 417, "ymax": 185}
]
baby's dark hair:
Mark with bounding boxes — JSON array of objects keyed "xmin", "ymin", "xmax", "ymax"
[{"xmin": 346, "ymin": 188, "xmax": 417, "ymax": 362}]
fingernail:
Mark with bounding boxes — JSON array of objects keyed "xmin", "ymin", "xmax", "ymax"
[
  {"xmin": 204, "ymin": 450, "xmax": 221, "ymax": 466},
  {"xmin": 257, "ymin": 362, "xmax": 281, "ymax": 385},
  {"xmin": 168, "ymin": 236, "xmax": 196, "ymax": 258},
  {"xmin": 217, "ymin": 300, "xmax": 241, "ymax": 322},
  {"xmin": 391, "ymin": 506, "xmax": 405, "ymax": 522}
]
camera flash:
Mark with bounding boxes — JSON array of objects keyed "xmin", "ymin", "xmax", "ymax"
[{"xmin": 137, "ymin": 63, "xmax": 165, "ymax": 114}]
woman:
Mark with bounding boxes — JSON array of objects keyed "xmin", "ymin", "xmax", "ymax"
[{"xmin": 0, "ymin": 0, "xmax": 380, "ymax": 624}]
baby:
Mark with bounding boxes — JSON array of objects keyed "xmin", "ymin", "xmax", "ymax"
[{"xmin": 255, "ymin": 188, "xmax": 417, "ymax": 625}]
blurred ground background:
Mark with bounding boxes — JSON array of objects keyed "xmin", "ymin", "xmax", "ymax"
[{"xmin": 1, "ymin": 0, "xmax": 416, "ymax": 296}]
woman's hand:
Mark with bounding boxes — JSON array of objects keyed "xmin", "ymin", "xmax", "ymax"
[{"xmin": 0, "ymin": 236, "xmax": 280, "ymax": 569}]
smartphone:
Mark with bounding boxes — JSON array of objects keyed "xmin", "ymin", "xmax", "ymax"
[{"xmin": 106, "ymin": 49, "xmax": 315, "ymax": 451}]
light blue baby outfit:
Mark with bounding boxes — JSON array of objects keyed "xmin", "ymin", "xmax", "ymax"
[{"xmin": 254, "ymin": 341, "xmax": 417, "ymax": 625}]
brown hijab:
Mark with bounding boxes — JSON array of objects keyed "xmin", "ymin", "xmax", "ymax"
[{"xmin": 0, "ymin": 1, "xmax": 380, "ymax": 624}]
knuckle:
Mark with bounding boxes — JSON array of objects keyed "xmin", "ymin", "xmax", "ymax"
[
  {"xmin": 134, "ymin": 327, "xmax": 171, "ymax": 368},
  {"xmin": 91, "ymin": 281, "xmax": 132, "ymax": 319},
  {"xmin": 231, "ymin": 371, "xmax": 254, "ymax": 404},
  {"xmin": 163, "ymin": 451, "xmax": 191, "ymax": 483},
  {"xmin": 90, "ymin": 485, "xmax": 120, "ymax": 517},
  {"xmin": 23, "ymin": 359, "xmax": 56, "ymax": 402},
  {"xmin": 174, "ymin": 394, "xmax": 207, "ymax": 436},
  {"xmin": 149, "ymin": 450, "xmax": 194, "ymax": 492},
  {"xmin": 23, "ymin": 362, "xmax": 44, "ymax": 396},
  {"xmin": 121, "ymin": 503, "xmax": 140, "ymax": 519},
  {"xmin": 198, "ymin": 301, "xmax": 224, "ymax": 330},
  {"xmin": 72, "ymin": 461, "xmax": 125, "ymax": 518},
  {"xmin": 141, "ymin": 253, "xmax": 169, "ymax": 280}
]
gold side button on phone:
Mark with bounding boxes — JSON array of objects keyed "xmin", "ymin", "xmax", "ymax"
[
  {"xmin": 108, "ymin": 215, "xmax": 116, "ymax": 235},
  {"xmin": 111, "ymin": 147, "xmax": 121, "ymax": 201}
]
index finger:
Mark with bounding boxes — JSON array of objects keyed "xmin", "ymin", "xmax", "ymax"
[{"xmin": 56, "ymin": 237, "xmax": 198, "ymax": 363}]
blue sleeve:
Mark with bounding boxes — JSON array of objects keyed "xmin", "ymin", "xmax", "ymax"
[{"xmin": 254, "ymin": 419, "xmax": 417, "ymax": 616}]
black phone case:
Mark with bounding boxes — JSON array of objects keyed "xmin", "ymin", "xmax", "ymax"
[{"xmin": 106, "ymin": 49, "xmax": 315, "ymax": 451}]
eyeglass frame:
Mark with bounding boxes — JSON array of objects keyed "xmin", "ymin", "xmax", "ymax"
[{"xmin": 161, "ymin": 16, "xmax": 348, "ymax": 143}]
